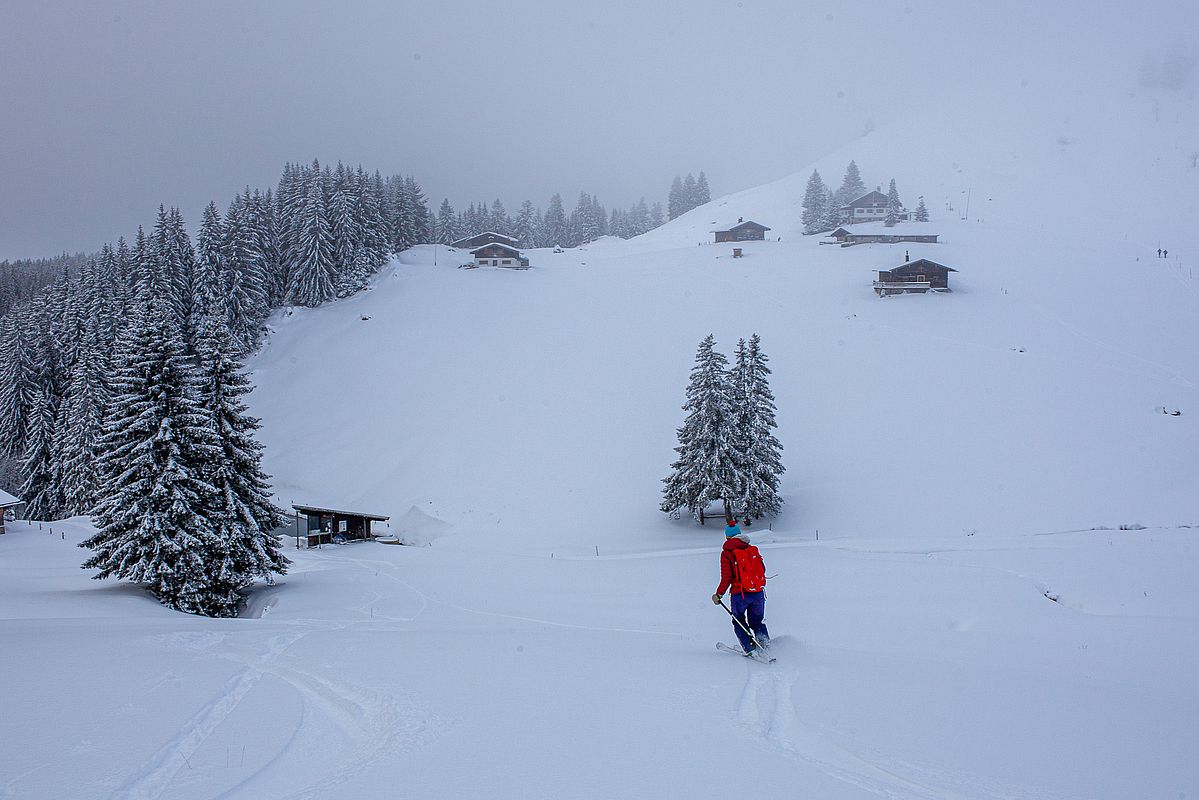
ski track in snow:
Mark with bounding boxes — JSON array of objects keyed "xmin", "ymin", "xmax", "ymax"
[
  {"xmin": 106, "ymin": 631, "xmax": 307, "ymax": 800},
  {"xmin": 108, "ymin": 614, "xmax": 443, "ymax": 800},
  {"xmin": 731, "ymin": 659, "xmax": 1070, "ymax": 800}
]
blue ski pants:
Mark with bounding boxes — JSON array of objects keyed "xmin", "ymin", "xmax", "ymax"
[{"xmin": 730, "ymin": 591, "xmax": 769, "ymax": 651}]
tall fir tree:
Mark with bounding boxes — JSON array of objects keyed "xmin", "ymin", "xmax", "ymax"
[
  {"xmin": 667, "ymin": 175, "xmax": 684, "ymax": 220},
  {"xmin": 695, "ymin": 171, "xmax": 711, "ymax": 205},
  {"xmin": 802, "ymin": 170, "xmax": 829, "ymax": 234},
  {"xmin": 543, "ymin": 193, "xmax": 567, "ymax": 248},
  {"xmin": 56, "ymin": 312, "xmax": 109, "ymax": 516},
  {"xmin": 288, "ymin": 173, "xmax": 336, "ymax": 307},
  {"xmin": 82, "ymin": 298, "xmax": 229, "ymax": 616},
  {"xmin": 914, "ymin": 195, "xmax": 930, "ymax": 222},
  {"xmin": 731, "ymin": 334, "xmax": 784, "ymax": 521},
  {"xmin": 884, "ymin": 178, "xmax": 903, "ymax": 227},
  {"xmin": 834, "ymin": 160, "xmax": 867, "ymax": 209},
  {"xmin": 194, "ymin": 322, "xmax": 288, "ymax": 603},
  {"xmin": 661, "ymin": 335, "xmax": 742, "ymax": 521}
]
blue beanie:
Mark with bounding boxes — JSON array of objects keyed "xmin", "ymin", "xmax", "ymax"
[{"xmin": 724, "ymin": 522, "xmax": 742, "ymax": 538}]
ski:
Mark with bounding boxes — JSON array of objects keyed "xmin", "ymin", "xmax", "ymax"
[{"xmin": 717, "ymin": 642, "xmax": 776, "ymax": 663}]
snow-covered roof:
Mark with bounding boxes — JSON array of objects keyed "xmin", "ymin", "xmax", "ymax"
[
  {"xmin": 841, "ymin": 190, "xmax": 890, "ymax": 209},
  {"xmin": 470, "ymin": 242, "xmax": 522, "ymax": 256},
  {"xmin": 292, "ymin": 503, "xmax": 390, "ymax": 521},
  {"xmin": 830, "ymin": 222, "xmax": 937, "ymax": 237},
  {"xmin": 880, "ymin": 258, "xmax": 957, "ymax": 273},
  {"xmin": 451, "ymin": 231, "xmax": 518, "ymax": 247},
  {"xmin": 0, "ymin": 489, "xmax": 22, "ymax": 507},
  {"xmin": 710, "ymin": 219, "xmax": 771, "ymax": 232}
]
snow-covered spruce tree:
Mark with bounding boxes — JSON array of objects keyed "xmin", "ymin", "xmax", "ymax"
[
  {"xmin": 696, "ymin": 171, "xmax": 711, "ymax": 205},
  {"xmin": 820, "ymin": 187, "xmax": 842, "ymax": 231},
  {"xmin": 802, "ymin": 170, "xmax": 829, "ymax": 234},
  {"xmin": 914, "ymin": 195, "xmax": 929, "ymax": 222},
  {"xmin": 287, "ymin": 174, "xmax": 337, "ymax": 307},
  {"xmin": 193, "ymin": 321, "xmax": 288, "ymax": 602},
  {"xmin": 661, "ymin": 335, "xmax": 742, "ymax": 522},
  {"xmin": 81, "ymin": 298, "xmax": 230, "ymax": 616},
  {"xmin": 56, "ymin": 313, "xmax": 109, "ymax": 516},
  {"xmin": 835, "ymin": 160, "xmax": 867, "ymax": 208},
  {"xmin": 0, "ymin": 311, "xmax": 32, "ymax": 460},
  {"xmin": 884, "ymin": 178, "xmax": 903, "ymax": 227},
  {"xmin": 224, "ymin": 194, "xmax": 270, "ymax": 353},
  {"xmin": 436, "ymin": 199, "xmax": 458, "ymax": 245},
  {"xmin": 731, "ymin": 334, "xmax": 784, "ymax": 521},
  {"xmin": 513, "ymin": 200, "xmax": 537, "ymax": 249},
  {"xmin": 543, "ymin": 193, "xmax": 567, "ymax": 248},
  {"xmin": 19, "ymin": 384, "xmax": 60, "ymax": 520},
  {"xmin": 667, "ymin": 175, "xmax": 683, "ymax": 220},
  {"xmin": 193, "ymin": 201, "xmax": 228, "ymax": 330}
]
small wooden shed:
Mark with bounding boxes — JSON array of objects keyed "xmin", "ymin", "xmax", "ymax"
[
  {"xmin": 713, "ymin": 219, "xmax": 771, "ymax": 243},
  {"xmin": 874, "ymin": 258, "xmax": 957, "ymax": 296},
  {"xmin": 0, "ymin": 489, "xmax": 23, "ymax": 534},
  {"xmin": 291, "ymin": 504, "xmax": 390, "ymax": 548}
]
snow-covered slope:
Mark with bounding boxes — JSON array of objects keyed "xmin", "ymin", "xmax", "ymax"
[{"xmin": 2, "ymin": 85, "xmax": 1197, "ymax": 799}]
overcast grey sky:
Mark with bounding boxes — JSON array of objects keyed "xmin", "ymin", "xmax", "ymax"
[{"xmin": 0, "ymin": 0, "xmax": 1190, "ymax": 259}]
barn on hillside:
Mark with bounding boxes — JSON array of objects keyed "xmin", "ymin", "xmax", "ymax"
[
  {"xmin": 713, "ymin": 219, "xmax": 771, "ymax": 243},
  {"xmin": 874, "ymin": 258, "xmax": 957, "ymax": 296}
]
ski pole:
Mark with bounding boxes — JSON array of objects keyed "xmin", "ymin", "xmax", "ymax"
[{"xmin": 718, "ymin": 598, "xmax": 768, "ymax": 652}]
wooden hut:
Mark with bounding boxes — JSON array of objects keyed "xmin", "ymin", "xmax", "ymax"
[
  {"xmin": 874, "ymin": 258, "xmax": 957, "ymax": 296},
  {"xmin": 829, "ymin": 223, "xmax": 939, "ymax": 246},
  {"xmin": 712, "ymin": 219, "xmax": 771, "ymax": 243},
  {"xmin": 450, "ymin": 231, "xmax": 519, "ymax": 250},
  {"xmin": 0, "ymin": 489, "xmax": 24, "ymax": 534},
  {"xmin": 291, "ymin": 504, "xmax": 390, "ymax": 548},
  {"xmin": 469, "ymin": 242, "xmax": 530, "ymax": 269}
]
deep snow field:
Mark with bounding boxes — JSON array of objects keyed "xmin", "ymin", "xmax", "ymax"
[{"xmin": 3, "ymin": 86, "xmax": 1198, "ymax": 799}]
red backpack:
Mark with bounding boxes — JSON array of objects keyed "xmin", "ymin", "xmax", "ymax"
[{"xmin": 732, "ymin": 545, "xmax": 767, "ymax": 593}]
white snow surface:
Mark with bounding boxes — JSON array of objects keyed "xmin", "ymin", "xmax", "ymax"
[{"xmin": 3, "ymin": 87, "xmax": 1199, "ymax": 799}]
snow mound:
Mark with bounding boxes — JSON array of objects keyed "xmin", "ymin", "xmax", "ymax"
[{"xmin": 395, "ymin": 504, "xmax": 452, "ymax": 546}]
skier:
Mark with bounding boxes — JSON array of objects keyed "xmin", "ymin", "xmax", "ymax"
[
  {"xmin": 1158, "ymin": 248, "xmax": 1163, "ymax": 258},
  {"xmin": 711, "ymin": 520, "xmax": 770, "ymax": 655}
]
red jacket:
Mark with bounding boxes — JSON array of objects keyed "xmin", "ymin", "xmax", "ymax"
[{"xmin": 716, "ymin": 537, "xmax": 754, "ymax": 596}]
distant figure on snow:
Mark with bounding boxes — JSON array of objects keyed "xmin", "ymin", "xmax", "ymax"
[
  {"xmin": 711, "ymin": 520, "xmax": 771, "ymax": 655},
  {"xmin": 1158, "ymin": 248, "xmax": 1163, "ymax": 258},
  {"xmin": 1164, "ymin": 249, "xmax": 1168, "ymax": 258}
]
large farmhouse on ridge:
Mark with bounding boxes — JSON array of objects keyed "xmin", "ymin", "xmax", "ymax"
[
  {"xmin": 712, "ymin": 219, "xmax": 771, "ymax": 243},
  {"xmin": 874, "ymin": 258, "xmax": 958, "ymax": 296},
  {"xmin": 450, "ymin": 231, "xmax": 519, "ymax": 250},
  {"xmin": 840, "ymin": 191, "xmax": 913, "ymax": 225}
]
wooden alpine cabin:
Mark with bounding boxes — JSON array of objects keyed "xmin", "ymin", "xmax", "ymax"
[
  {"xmin": 291, "ymin": 504, "xmax": 390, "ymax": 548},
  {"xmin": 713, "ymin": 219, "xmax": 771, "ymax": 243},
  {"xmin": 450, "ymin": 231, "xmax": 519, "ymax": 250},
  {"xmin": 469, "ymin": 242, "xmax": 530, "ymax": 269},
  {"xmin": 874, "ymin": 258, "xmax": 957, "ymax": 296},
  {"xmin": 0, "ymin": 489, "xmax": 24, "ymax": 534}
]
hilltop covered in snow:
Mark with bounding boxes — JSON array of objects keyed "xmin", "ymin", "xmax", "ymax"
[{"xmin": 2, "ymin": 82, "xmax": 1198, "ymax": 799}]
